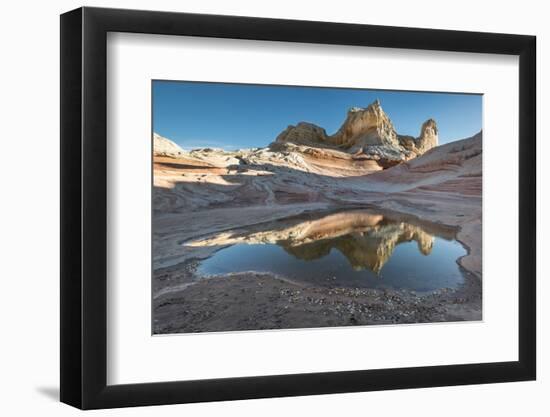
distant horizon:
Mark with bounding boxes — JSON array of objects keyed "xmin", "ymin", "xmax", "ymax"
[{"xmin": 153, "ymin": 81, "xmax": 482, "ymax": 151}]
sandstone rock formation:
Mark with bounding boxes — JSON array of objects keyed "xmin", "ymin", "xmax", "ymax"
[
  {"xmin": 153, "ymin": 133, "xmax": 186, "ymax": 157},
  {"xmin": 153, "ymin": 129, "xmax": 480, "ymax": 214},
  {"xmin": 331, "ymin": 100, "xmax": 400, "ymax": 149},
  {"xmin": 368, "ymin": 131, "xmax": 482, "ymax": 195},
  {"xmin": 416, "ymin": 119, "xmax": 439, "ymax": 153},
  {"xmin": 275, "ymin": 122, "xmax": 329, "ymax": 147},
  {"xmin": 272, "ymin": 99, "xmax": 438, "ymax": 167}
]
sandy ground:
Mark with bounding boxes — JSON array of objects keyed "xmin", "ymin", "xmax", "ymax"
[{"xmin": 152, "ymin": 133, "xmax": 482, "ymax": 333}]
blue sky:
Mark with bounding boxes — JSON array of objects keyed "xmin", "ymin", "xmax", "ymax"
[{"xmin": 153, "ymin": 81, "xmax": 482, "ymax": 150}]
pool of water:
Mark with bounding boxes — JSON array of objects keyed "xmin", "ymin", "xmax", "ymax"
[{"xmin": 188, "ymin": 209, "xmax": 467, "ymax": 292}]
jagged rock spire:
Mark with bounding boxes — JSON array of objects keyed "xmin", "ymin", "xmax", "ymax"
[
  {"xmin": 331, "ymin": 99, "xmax": 399, "ymax": 150},
  {"xmin": 416, "ymin": 119, "xmax": 438, "ymax": 153}
]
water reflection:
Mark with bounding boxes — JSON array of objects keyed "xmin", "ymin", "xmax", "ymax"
[
  {"xmin": 280, "ymin": 221, "xmax": 434, "ymax": 274},
  {"xmin": 185, "ymin": 209, "xmax": 466, "ymax": 291}
]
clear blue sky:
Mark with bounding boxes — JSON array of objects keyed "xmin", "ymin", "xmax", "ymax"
[{"xmin": 153, "ymin": 81, "xmax": 482, "ymax": 150}]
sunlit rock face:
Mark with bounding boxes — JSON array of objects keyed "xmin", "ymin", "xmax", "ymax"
[
  {"xmin": 275, "ymin": 122, "xmax": 329, "ymax": 147},
  {"xmin": 271, "ymin": 99, "xmax": 438, "ymax": 168},
  {"xmin": 153, "ymin": 133, "xmax": 186, "ymax": 157},
  {"xmin": 185, "ymin": 210, "xmax": 439, "ymax": 275},
  {"xmin": 416, "ymin": 119, "xmax": 439, "ymax": 153},
  {"xmin": 331, "ymin": 100, "xmax": 400, "ymax": 149}
]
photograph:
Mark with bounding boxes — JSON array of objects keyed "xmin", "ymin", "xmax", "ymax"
[
  {"xmin": 1, "ymin": 0, "xmax": 543, "ymax": 413},
  {"xmin": 152, "ymin": 81, "xmax": 483, "ymax": 334}
]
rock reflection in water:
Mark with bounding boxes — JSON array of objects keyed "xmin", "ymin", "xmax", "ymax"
[
  {"xmin": 281, "ymin": 221, "xmax": 434, "ymax": 274},
  {"xmin": 185, "ymin": 209, "xmax": 466, "ymax": 291}
]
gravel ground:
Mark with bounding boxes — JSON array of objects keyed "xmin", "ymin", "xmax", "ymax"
[{"xmin": 153, "ymin": 263, "xmax": 481, "ymax": 334}]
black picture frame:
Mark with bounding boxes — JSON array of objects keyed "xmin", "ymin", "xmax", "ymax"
[{"xmin": 60, "ymin": 6, "xmax": 536, "ymax": 410}]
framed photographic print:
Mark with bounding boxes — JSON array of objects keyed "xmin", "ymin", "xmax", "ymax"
[{"xmin": 60, "ymin": 6, "xmax": 536, "ymax": 409}]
